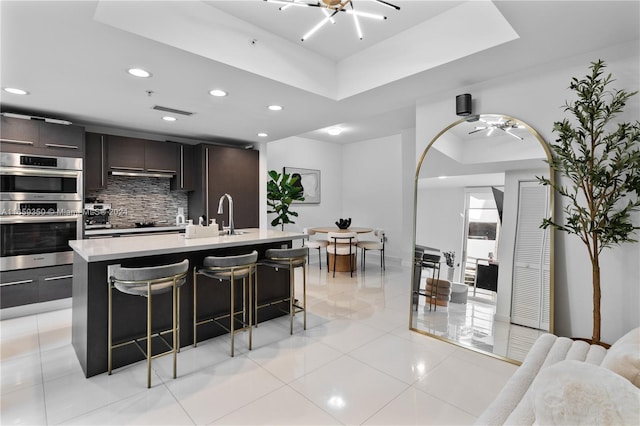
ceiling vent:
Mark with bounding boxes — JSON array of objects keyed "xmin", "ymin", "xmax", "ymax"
[{"xmin": 152, "ymin": 105, "xmax": 194, "ymax": 116}]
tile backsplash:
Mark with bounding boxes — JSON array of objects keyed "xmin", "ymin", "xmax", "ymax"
[{"xmin": 86, "ymin": 175, "xmax": 188, "ymax": 228}]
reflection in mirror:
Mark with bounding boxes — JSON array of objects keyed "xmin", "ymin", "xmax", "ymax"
[{"xmin": 410, "ymin": 114, "xmax": 553, "ymax": 364}]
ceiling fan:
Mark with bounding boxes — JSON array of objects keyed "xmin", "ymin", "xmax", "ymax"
[
  {"xmin": 468, "ymin": 118, "xmax": 525, "ymax": 140},
  {"xmin": 264, "ymin": 0, "xmax": 401, "ymax": 41}
]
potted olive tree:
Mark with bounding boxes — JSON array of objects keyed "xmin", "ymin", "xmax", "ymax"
[
  {"xmin": 267, "ymin": 170, "xmax": 305, "ymax": 230},
  {"xmin": 539, "ymin": 60, "xmax": 640, "ymax": 345}
]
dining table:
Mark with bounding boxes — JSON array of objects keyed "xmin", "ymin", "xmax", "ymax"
[
  {"xmin": 310, "ymin": 226, "xmax": 373, "ymax": 272},
  {"xmin": 309, "ymin": 226, "xmax": 373, "ymax": 234}
]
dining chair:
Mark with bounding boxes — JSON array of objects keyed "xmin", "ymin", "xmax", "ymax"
[
  {"xmin": 357, "ymin": 228, "xmax": 385, "ymax": 271},
  {"xmin": 326, "ymin": 231, "xmax": 358, "ymax": 277},
  {"xmin": 303, "ymin": 228, "xmax": 329, "ymax": 269}
]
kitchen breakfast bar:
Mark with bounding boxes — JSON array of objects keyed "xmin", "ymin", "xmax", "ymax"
[{"xmin": 69, "ymin": 229, "xmax": 306, "ymax": 378}]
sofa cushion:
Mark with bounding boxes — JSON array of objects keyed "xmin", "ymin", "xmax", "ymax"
[
  {"xmin": 601, "ymin": 327, "xmax": 640, "ymax": 388},
  {"xmin": 530, "ymin": 360, "xmax": 640, "ymax": 425}
]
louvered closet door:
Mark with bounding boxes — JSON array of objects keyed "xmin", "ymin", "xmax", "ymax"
[{"xmin": 511, "ymin": 181, "xmax": 550, "ymax": 329}]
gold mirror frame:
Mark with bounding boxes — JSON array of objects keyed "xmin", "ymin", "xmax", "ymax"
[{"xmin": 409, "ymin": 114, "xmax": 554, "ymax": 365}]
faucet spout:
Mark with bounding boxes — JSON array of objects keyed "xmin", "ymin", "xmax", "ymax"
[{"xmin": 217, "ymin": 193, "xmax": 234, "ymax": 235}]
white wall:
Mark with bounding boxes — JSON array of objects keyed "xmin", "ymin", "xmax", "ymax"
[
  {"xmin": 415, "ymin": 40, "xmax": 640, "ymax": 343},
  {"xmin": 342, "ymin": 134, "xmax": 405, "ymax": 262},
  {"xmin": 264, "ymin": 130, "xmax": 415, "ymax": 264},
  {"xmin": 415, "ymin": 186, "xmax": 465, "ymax": 279},
  {"xmin": 264, "ymin": 136, "xmax": 343, "ymax": 238}
]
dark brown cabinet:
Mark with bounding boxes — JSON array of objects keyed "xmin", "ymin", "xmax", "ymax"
[
  {"xmin": 0, "ymin": 264, "xmax": 73, "ymax": 309},
  {"xmin": 189, "ymin": 144, "xmax": 259, "ymax": 228},
  {"xmin": 145, "ymin": 140, "xmax": 178, "ymax": 174},
  {"xmin": 170, "ymin": 143, "xmax": 195, "ymax": 191},
  {"xmin": 107, "ymin": 136, "xmax": 177, "ymax": 174},
  {"xmin": 85, "ymin": 133, "xmax": 108, "ymax": 190},
  {"xmin": 107, "ymin": 136, "xmax": 146, "ymax": 172},
  {"xmin": 0, "ymin": 115, "xmax": 84, "ymax": 157}
]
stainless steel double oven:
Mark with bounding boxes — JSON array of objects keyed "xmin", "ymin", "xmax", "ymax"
[{"xmin": 0, "ymin": 152, "xmax": 83, "ymax": 271}]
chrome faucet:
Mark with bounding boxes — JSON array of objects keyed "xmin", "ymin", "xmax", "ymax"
[{"xmin": 217, "ymin": 193, "xmax": 234, "ymax": 235}]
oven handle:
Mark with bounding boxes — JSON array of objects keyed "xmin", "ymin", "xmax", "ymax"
[
  {"xmin": 0, "ymin": 215, "xmax": 80, "ymax": 224},
  {"xmin": 0, "ymin": 167, "xmax": 80, "ymax": 178}
]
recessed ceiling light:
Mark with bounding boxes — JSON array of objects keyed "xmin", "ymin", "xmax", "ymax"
[
  {"xmin": 268, "ymin": 105, "xmax": 283, "ymax": 111},
  {"xmin": 327, "ymin": 127, "xmax": 343, "ymax": 136},
  {"xmin": 127, "ymin": 68, "xmax": 151, "ymax": 78},
  {"xmin": 3, "ymin": 87, "xmax": 29, "ymax": 95},
  {"xmin": 162, "ymin": 116, "xmax": 177, "ymax": 122},
  {"xmin": 438, "ymin": 176, "xmax": 447, "ymax": 179},
  {"xmin": 209, "ymin": 89, "xmax": 227, "ymax": 97},
  {"xmin": 257, "ymin": 132, "xmax": 268, "ymax": 137}
]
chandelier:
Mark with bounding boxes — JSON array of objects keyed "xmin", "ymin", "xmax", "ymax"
[
  {"xmin": 264, "ymin": 0, "xmax": 400, "ymax": 42},
  {"xmin": 469, "ymin": 118, "xmax": 526, "ymax": 140}
]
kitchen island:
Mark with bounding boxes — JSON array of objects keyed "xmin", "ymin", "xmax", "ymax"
[{"xmin": 69, "ymin": 228, "xmax": 305, "ymax": 377}]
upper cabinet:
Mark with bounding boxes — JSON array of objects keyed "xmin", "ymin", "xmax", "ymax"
[
  {"xmin": 170, "ymin": 143, "xmax": 195, "ymax": 192},
  {"xmin": 107, "ymin": 136, "xmax": 177, "ymax": 175},
  {"xmin": 0, "ymin": 115, "xmax": 84, "ymax": 157},
  {"xmin": 85, "ymin": 133, "xmax": 183, "ymax": 190},
  {"xmin": 145, "ymin": 140, "xmax": 178, "ymax": 175},
  {"xmin": 107, "ymin": 136, "xmax": 146, "ymax": 172},
  {"xmin": 85, "ymin": 133, "xmax": 108, "ymax": 190}
]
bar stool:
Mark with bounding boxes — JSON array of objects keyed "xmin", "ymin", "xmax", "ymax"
[
  {"xmin": 108, "ymin": 259, "xmax": 189, "ymax": 388},
  {"xmin": 193, "ymin": 251, "xmax": 257, "ymax": 357},
  {"xmin": 257, "ymin": 247, "xmax": 308, "ymax": 335}
]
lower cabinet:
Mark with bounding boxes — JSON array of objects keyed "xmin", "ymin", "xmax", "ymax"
[{"xmin": 0, "ymin": 265, "xmax": 73, "ymax": 308}]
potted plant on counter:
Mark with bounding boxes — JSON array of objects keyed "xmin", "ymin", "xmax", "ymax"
[
  {"xmin": 267, "ymin": 170, "xmax": 305, "ymax": 231},
  {"xmin": 538, "ymin": 59, "xmax": 640, "ymax": 346}
]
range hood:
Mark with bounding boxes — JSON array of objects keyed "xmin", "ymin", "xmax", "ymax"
[{"xmin": 110, "ymin": 170, "xmax": 174, "ymax": 178}]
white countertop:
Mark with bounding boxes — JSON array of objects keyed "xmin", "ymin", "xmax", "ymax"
[
  {"xmin": 84, "ymin": 225, "xmax": 186, "ymax": 236},
  {"xmin": 70, "ymin": 228, "xmax": 306, "ymax": 262}
]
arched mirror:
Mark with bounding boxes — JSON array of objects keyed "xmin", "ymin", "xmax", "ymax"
[{"xmin": 410, "ymin": 114, "xmax": 554, "ymax": 364}]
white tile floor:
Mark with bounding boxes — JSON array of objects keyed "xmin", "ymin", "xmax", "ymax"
[
  {"xmin": 412, "ymin": 295, "xmax": 545, "ymax": 362},
  {"xmin": 1, "ymin": 262, "xmax": 519, "ymax": 425}
]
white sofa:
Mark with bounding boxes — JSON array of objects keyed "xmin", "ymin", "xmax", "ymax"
[{"xmin": 476, "ymin": 328, "xmax": 640, "ymax": 425}]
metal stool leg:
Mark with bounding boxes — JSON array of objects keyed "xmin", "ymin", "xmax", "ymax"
[
  {"xmin": 147, "ymin": 283, "xmax": 152, "ymax": 389},
  {"xmin": 193, "ymin": 267, "xmax": 198, "ymax": 347},
  {"xmin": 303, "ymin": 262, "xmax": 307, "ymax": 330},
  {"xmin": 108, "ymin": 282, "xmax": 113, "ymax": 375},
  {"xmin": 230, "ymin": 273, "xmax": 235, "ymax": 357},
  {"xmin": 173, "ymin": 282, "xmax": 177, "ymax": 380}
]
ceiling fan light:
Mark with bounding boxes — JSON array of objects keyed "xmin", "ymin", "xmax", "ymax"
[
  {"xmin": 302, "ymin": 14, "xmax": 332, "ymax": 41},
  {"xmin": 266, "ymin": 0, "xmax": 309, "ymax": 8},
  {"xmin": 353, "ymin": 13, "xmax": 363, "ymax": 39},
  {"xmin": 345, "ymin": 9, "xmax": 385, "ymax": 20},
  {"xmin": 322, "ymin": 8, "xmax": 336, "ymax": 24}
]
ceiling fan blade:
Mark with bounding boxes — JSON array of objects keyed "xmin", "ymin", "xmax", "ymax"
[{"xmin": 373, "ymin": 0, "xmax": 400, "ymax": 10}]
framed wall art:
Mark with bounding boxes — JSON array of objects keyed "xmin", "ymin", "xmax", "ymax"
[{"xmin": 284, "ymin": 167, "xmax": 321, "ymax": 204}]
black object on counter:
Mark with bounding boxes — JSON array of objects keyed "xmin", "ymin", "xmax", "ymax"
[{"xmin": 134, "ymin": 222, "xmax": 156, "ymax": 228}]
